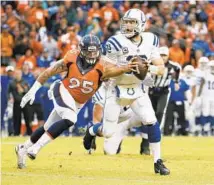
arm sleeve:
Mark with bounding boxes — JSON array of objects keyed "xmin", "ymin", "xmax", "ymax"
[
  {"xmin": 173, "ymin": 63, "xmax": 181, "ymax": 83},
  {"xmin": 105, "ymin": 39, "xmax": 119, "ymax": 65},
  {"xmin": 150, "ymin": 34, "xmax": 161, "ymax": 61}
]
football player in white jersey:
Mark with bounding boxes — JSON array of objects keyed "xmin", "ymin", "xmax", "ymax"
[
  {"xmin": 194, "ymin": 57, "xmax": 209, "ymax": 133},
  {"xmin": 182, "ymin": 65, "xmax": 197, "ymax": 134},
  {"xmin": 197, "ymin": 60, "xmax": 214, "ymax": 135},
  {"xmin": 83, "ymin": 9, "xmax": 170, "ymax": 175}
]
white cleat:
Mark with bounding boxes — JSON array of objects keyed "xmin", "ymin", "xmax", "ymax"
[{"xmin": 15, "ymin": 144, "xmax": 27, "ymax": 169}]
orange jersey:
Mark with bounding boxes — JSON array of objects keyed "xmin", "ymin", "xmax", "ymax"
[{"xmin": 62, "ymin": 50, "xmax": 104, "ymax": 104}]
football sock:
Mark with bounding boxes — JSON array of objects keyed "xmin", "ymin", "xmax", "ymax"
[
  {"xmin": 29, "ymin": 132, "xmax": 52, "ymax": 154},
  {"xmin": 150, "ymin": 142, "xmax": 161, "ymax": 163},
  {"xmin": 147, "ymin": 122, "xmax": 161, "ymax": 163},
  {"xmin": 30, "ymin": 126, "xmax": 45, "ymax": 144},
  {"xmin": 89, "ymin": 123, "xmax": 102, "ymax": 136}
]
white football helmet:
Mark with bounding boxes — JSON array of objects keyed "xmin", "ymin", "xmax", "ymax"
[
  {"xmin": 198, "ymin": 57, "xmax": 209, "ymax": 71},
  {"xmin": 183, "ymin": 65, "xmax": 195, "ymax": 78},
  {"xmin": 120, "ymin": 8, "xmax": 146, "ymax": 38},
  {"xmin": 208, "ymin": 60, "xmax": 214, "ymax": 74}
]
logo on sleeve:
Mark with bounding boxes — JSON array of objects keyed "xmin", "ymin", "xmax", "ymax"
[{"xmin": 122, "ymin": 47, "xmax": 129, "ymax": 54}]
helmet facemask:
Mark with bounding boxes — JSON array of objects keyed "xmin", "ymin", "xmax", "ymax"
[{"xmin": 81, "ymin": 45, "xmax": 100, "ymax": 65}]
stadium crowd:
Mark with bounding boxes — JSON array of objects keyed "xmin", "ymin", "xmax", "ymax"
[{"xmin": 1, "ymin": 0, "xmax": 214, "ymax": 137}]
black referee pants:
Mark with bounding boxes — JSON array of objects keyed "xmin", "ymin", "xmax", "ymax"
[
  {"xmin": 13, "ymin": 102, "xmax": 32, "ymax": 136},
  {"xmin": 149, "ymin": 91, "xmax": 170, "ymax": 124},
  {"xmin": 164, "ymin": 101, "xmax": 187, "ymax": 136}
]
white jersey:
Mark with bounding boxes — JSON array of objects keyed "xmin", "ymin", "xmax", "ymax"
[
  {"xmin": 105, "ymin": 32, "xmax": 160, "ymax": 103},
  {"xmin": 106, "ymin": 32, "xmax": 160, "ymax": 86},
  {"xmin": 201, "ymin": 72, "xmax": 214, "ymax": 98},
  {"xmin": 181, "ymin": 75, "xmax": 197, "ymax": 89}
]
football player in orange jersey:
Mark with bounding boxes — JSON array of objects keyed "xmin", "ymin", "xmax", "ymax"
[{"xmin": 15, "ymin": 34, "xmax": 139, "ymax": 169}]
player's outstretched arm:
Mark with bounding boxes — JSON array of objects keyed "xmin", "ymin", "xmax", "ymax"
[
  {"xmin": 20, "ymin": 59, "xmax": 68, "ymax": 108},
  {"xmin": 150, "ymin": 58, "xmax": 165, "ymax": 76},
  {"xmin": 37, "ymin": 59, "xmax": 67, "ymax": 84},
  {"xmin": 101, "ymin": 61, "xmax": 138, "ymax": 81}
]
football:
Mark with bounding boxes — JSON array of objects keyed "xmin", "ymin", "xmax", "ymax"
[{"xmin": 131, "ymin": 56, "xmax": 149, "ymax": 80}]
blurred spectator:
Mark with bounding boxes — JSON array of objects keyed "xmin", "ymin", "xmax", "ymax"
[
  {"xmin": 25, "ymin": 1, "xmax": 48, "ymax": 28},
  {"xmin": 41, "ymin": 32, "xmax": 59, "ymax": 59},
  {"xmin": 118, "ymin": 1, "xmax": 131, "ymax": 15},
  {"xmin": 187, "ymin": 13, "xmax": 208, "ymax": 35},
  {"xmin": 64, "ymin": 0, "xmax": 77, "ymax": 25},
  {"xmin": 8, "ymin": 69, "xmax": 32, "ymax": 136},
  {"xmin": 88, "ymin": 1, "xmax": 102, "ymax": 20},
  {"xmin": 1, "ymin": 24, "xmax": 14, "ymax": 66},
  {"xmin": 22, "ymin": 62, "xmax": 35, "ymax": 87},
  {"xmin": 193, "ymin": 33, "xmax": 211, "ymax": 56},
  {"xmin": 3, "ymin": 4, "xmax": 19, "ymax": 31},
  {"xmin": 29, "ymin": 31, "xmax": 43, "ymax": 57},
  {"xmin": 84, "ymin": 18, "xmax": 103, "ymax": 39},
  {"xmin": 169, "ymin": 39, "xmax": 185, "ymax": 66},
  {"xmin": 52, "ymin": 17, "xmax": 68, "ymax": 38},
  {"xmin": 101, "ymin": 2, "xmax": 119, "ymax": 26},
  {"xmin": 37, "ymin": 48, "xmax": 55, "ymax": 68},
  {"xmin": 17, "ymin": 48, "xmax": 37, "ymax": 69},
  {"xmin": 13, "ymin": 35, "xmax": 29, "ymax": 61},
  {"xmin": 58, "ymin": 26, "xmax": 80, "ymax": 57}
]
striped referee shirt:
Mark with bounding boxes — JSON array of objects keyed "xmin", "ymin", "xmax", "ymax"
[{"xmin": 152, "ymin": 60, "xmax": 181, "ymax": 88}]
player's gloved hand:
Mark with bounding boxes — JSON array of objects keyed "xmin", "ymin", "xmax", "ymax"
[
  {"xmin": 20, "ymin": 81, "xmax": 42, "ymax": 108},
  {"xmin": 128, "ymin": 56, "xmax": 148, "ymax": 74},
  {"xmin": 142, "ymin": 74, "xmax": 154, "ymax": 87}
]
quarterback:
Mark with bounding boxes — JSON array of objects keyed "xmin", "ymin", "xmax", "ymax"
[{"xmin": 83, "ymin": 9, "xmax": 170, "ymax": 175}]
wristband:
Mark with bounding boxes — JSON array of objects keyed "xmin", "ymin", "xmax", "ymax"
[{"xmin": 30, "ymin": 81, "xmax": 42, "ymax": 92}]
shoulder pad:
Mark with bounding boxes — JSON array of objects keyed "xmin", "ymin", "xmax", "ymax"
[
  {"xmin": 106, "ymin": 35, "xmax": 123, "ymax": 52},
  {"xmin": 141, "ymin": 32, "xmax": 159, "ymax": 47}
]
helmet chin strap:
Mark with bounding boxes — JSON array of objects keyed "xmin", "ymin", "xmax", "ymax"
[{"xmin": 128, "ymin": 32, "xmax": 139, "ymax": 40}]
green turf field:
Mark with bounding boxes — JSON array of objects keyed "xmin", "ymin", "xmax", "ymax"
[{"xmin": 1, "ymin": 136, "xmax": 214, "ymax": 185}]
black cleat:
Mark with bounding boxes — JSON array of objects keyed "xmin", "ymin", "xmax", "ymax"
[
  {"xmin": 154, "ymin": 159, "xmax": 170, "ymax": 175},
  {"xmin": 140, "ymin": 138, "xmax": 150, "ymax": 155},
  {"xmin": 88, "ymin": 137, "xmax": 97, "ymax": 154},
  {"xmin": 116, "ymin": 141, "xmax": 123, "ymax": 154},
  {"xmin": 91, "ymin": 137, "xmax": 97, "ymax": 150},
  {"xmin": 83, "ymin": 127, "xmax": 95, "ymax": 150}
]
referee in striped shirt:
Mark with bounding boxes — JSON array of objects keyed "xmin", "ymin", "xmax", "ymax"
[{"xmin": 140, "ymin": 46, "xmax": 181, "ymax": 155}]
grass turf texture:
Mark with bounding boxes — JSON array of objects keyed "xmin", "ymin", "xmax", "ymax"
[{"xmin": 1, "ymin": 137, "xmax": 214, "ymax": 185}]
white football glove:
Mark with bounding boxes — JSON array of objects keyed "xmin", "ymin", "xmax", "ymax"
[{"xmin": 20, "ymin": 81, "xmax": 42, "ymax": 108}]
